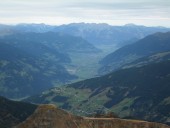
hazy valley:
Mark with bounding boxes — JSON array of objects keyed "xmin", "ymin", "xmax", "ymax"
[{"xmin": 0, "ymin": 23, "xmax": 170, "ymax": 128}]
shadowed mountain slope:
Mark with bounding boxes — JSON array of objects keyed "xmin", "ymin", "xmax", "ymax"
[
  {"xmin": 0, "ymin": 96, "xmax": 37, "ymax": 128},
  {"xmin": 121, "ymin": 51, "xmax": 170, "ymax": 69},
  {"xmin": 0, "ymin": 36, "xmax": 76, "ymax": 98},
  {"xmin": 0, "ymin": 32, "xmax": 100, "ymax": 98},
  {"xmin": 100, "ymin": 32, "xmax": 170, "ymax": 74},
  {"xmin": 25, "ymin": 60, "xmax": 170, "ymax": 125}
]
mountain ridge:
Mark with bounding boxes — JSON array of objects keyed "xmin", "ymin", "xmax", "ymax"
[
  {"xmin": 0, "ymin": 32, "xmax": 100, "ymax": 98},
  {"xmin": 100, "ymin": 32, "xmax": 170, "ymax": 74},
  {"xmin": 1, "ymin": 23, "xmax": 170, "ymax": 48},
  {"xmin": 53, "ymin": 23, "xmax": 170, "ymax": 47},
  {"xmin": 25, "ymin": 60, "xmax": 170, "ymax": 125},
  {"xmin": 15, "ymin": 104, "xmax": 170, "ymax": 128},
  {"xmin": 0, "ymin": 96, "xmax": 37, "ymax": 128}
]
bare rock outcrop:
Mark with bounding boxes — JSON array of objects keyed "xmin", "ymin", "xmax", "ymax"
[{"xmin": 15, "ymin": 104, "xmax": 170, "ymax": 128}]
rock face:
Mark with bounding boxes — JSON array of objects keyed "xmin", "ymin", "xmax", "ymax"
[{"xmin": 15, "ymin": 105, "xmax": 170, "ymax": 128}]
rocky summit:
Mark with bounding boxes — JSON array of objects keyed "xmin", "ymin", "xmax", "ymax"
[{"xmin": 15, "ymin": 104, "xmax": 170, "ymax": 128}]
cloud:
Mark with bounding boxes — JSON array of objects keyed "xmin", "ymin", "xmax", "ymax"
[{"xmin": 0, "ymin": 0, "xmax": 169, "ymax": 27}]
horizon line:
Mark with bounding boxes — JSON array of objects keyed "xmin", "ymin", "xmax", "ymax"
[{"xmin": 0, "ymin": 22, "xmax": 170, "ymax": 28}]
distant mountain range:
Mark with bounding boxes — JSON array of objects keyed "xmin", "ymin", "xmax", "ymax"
[
  {"xmin": 53, "ymin": 23, "xmax": 170, "ymax": 47},
  {"xmin": 0, "ymin": 23, "xmax": 170, "ymax": 48},
  {"xmin": 24, "ymin": 32, "xmax": 170, "ymax": 125},
  {"xmin": 99, "ymin": 32, "xmax": 170, "ymax": 74},
  {"xmin": 0, "ymin": 23, "xmax": 170, "ymax": 127},
  {"xmin": 0, "ymin": 23, "xmax": 54, "ymax": 35},
  {"xmin": 1, "ymin": 32, "xmax": 99, "ymax": 53},
  {"xmin": 1, "ymin": 23, "xmax": 170, "ymax": 82}
]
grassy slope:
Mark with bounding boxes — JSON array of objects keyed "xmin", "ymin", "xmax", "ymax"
[
  {"xmin": 122, "ymin": 51, "xmax": 170, "ymax": 69},
  {"xmin": 0, "ymin": 32, "xmax": 101, "ymax": 98},
  {"xmin": 16, "ymin": 104, "xmax": 170, "ymax": 128},
  {"xmin": 0, "ymin": 41, "xmax": 76, "ymax": 98},
  {"xmin": 65, "ymin": 44, "xmax": 118, "ymax": 82},
  {"xmin": 100, "ymin": 32, "xmax": 170, "ymax": 74},
  {"xmin": 26, "ymin": 60, "xmax": 170, "ymax": 124}
]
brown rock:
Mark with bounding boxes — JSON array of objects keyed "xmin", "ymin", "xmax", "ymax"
[{"xmin": 15, "ymin": 104, "xmax": 170, "ymax": 128}]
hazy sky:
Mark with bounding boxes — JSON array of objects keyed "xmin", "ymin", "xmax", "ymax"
[{"xmin": 0, "ymin": 0, "xmax": 170, "ymax": 27}]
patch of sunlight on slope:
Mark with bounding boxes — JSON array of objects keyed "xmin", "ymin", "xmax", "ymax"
[{"xmin": 111, "ymin": 97, "xmax": 138, "ymax": 117}]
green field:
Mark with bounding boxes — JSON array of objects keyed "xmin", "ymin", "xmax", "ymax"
[{"xmin": 64, "ymin": 44, "xmax": 118, "ymax": 82}]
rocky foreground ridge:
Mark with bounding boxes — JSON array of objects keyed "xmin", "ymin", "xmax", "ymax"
[{"xmin": 15, "ymin": 104, "xmax": 170, "ymax": 128}]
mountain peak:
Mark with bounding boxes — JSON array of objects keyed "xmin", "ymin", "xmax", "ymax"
[
  {"xmin": 125, "ymin": 23, "xmax": 137, "ymax": 26},
  {"xmin": 38, "ymin": 104, "xmax": 57, "ymax": 110}
]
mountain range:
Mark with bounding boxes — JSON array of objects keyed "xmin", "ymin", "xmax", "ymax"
[
  {"xmin": 23, "ymin": 31, "xmax": 170, "ymax": 125},
  {"xmin": 0, "ymin": 32, "xmax": 99, "ymax": 98},
  {"xmin": 25, "ymin": 59, "xmax": 170, "ymax": 125},
  {"xmin": 0, "ymin": 23, "xmax": 170, "ymax": 127},
  {"xmin": 1, "ymin": 23, "xmax": 170, "ymax": 81},
  {"xmin": 99, "ymin": 32, "xmax": 170, "ymax": 74},
  {"xmin": 53, "ymin": 23, "xmax": 170, "ymax": 47},
  {"xmin": 1, "ymin": 23, "xmax": 170, "ymax": 48}
]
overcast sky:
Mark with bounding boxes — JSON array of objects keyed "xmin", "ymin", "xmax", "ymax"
[{"xmin": 0, "ymin": 0, "xmax": 170, "ymax": 27}]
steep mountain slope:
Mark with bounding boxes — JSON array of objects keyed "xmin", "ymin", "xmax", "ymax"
[
  {"xmin": 100, "ymin": 32, "xmax": 170, "ymax": 74},
  {"xmin": 0, "ymin": 32, "xmax": 100, "ymax": 98},
  {"xmin": 0, "ymin": 96, "xmax": 37, "ymax": 128},
  {"xmin": 121, "ymin": 51, "xmax": 170, "ymax": 69},
  {"xmin": 1, "ymin": 24, "xmax": 170, "ymax": 80},
  {"xmin": 0, "ymin": 40, "xmax": 77, "ymax": 98},
  {"xmin": 15, "ymin": 104, "xmax": 170, "ymax": 128},
  {"xmin": 1, "ymin": 32, "xmax": 99, "ymax": 53},
  {"xmin": 53, "ymin": 23, "xmax": 170, "ymax": 47},
  {"xmin": 26, "ymin": 60, "xmax": 170, "ymax": 125}
]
